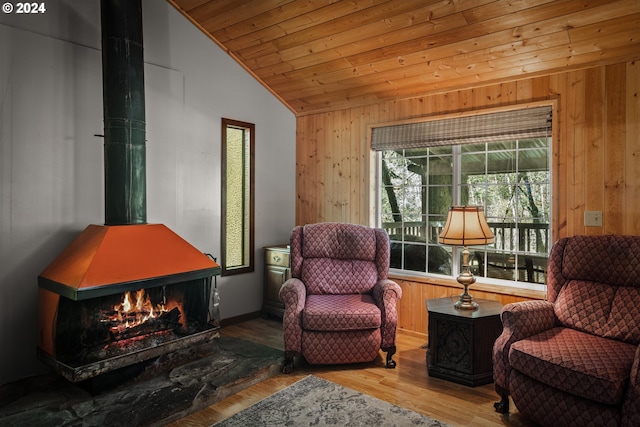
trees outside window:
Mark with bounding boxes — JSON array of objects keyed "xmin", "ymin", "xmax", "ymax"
[{"xmin": 379, "ymin": 137, "xmax": 551, "ymax": 287}]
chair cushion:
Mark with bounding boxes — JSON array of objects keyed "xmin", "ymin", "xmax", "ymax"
[
  {"xmin": 303, "ymin": 294, "xmax": 381, "ymax": 331},
  {"xmin": 509, "ymin": 327, "xmax": 636, "ymax": 405},
  {"xmin": 603, "ymin": 286, "xmax": 640, "ymax": 345},
  {"xmin": 301, "ymin": 222, "xmax": 377, "ymax": 261},
  {"xmin": 302, "ymin": 258, "xmax": 379, "ymax": 294},
  {"xmin": 559, "ymin": 235, "xmax": 640, "ymax": 287},
  {"xmin": 554, "ymin": 280, "xmax": 615, "ymax": 337},
  {"xmin": 554, "ymin": 280, "xmax": 640, "ymax": 345}
]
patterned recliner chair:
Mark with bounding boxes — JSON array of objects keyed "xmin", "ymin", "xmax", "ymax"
[
  {"xmin": 279, "ymin": 222, "xmax": 402, "ymax": 373},
  {"xmin": 493, "ymin": 234, "xmax": 640, "ymax": 427}
]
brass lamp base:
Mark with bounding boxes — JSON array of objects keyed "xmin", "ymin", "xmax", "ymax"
[
  {"xmin": 454, "ymin": 246, "xmax": 479, "ymax": 311},
  {"xmin": 454, "ymin": 284, "xmax": 479, "ymax": 310}
]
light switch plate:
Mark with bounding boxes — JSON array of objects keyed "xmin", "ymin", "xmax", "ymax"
[{"xmin": 584, "ymin": 211, "xmax": 602, "ymax": 227}]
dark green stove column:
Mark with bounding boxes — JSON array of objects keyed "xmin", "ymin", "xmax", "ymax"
[{"xmin": 101, "ymin": 0, "xmax": 146, "ymax": 225}]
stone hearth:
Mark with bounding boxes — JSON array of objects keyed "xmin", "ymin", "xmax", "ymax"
[{"xmin": 0, "ymin": 337, "xmax": 283, "ymax": 426}]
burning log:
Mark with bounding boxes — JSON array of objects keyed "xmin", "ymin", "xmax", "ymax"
[
  {"xmin": 96, "ymin": 288, "xmax": 186, "ymax": 343},
  {"xmin": 107, "ymin": 307, "xmax": 182, "ymax": 342}
]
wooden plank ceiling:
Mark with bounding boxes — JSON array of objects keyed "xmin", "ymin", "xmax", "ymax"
[{"xmin": 168, "ymin": 0, "xmax": 640, "ymax": 116}]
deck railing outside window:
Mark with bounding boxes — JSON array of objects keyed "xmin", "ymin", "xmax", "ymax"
[{"xmin": 383, "ymin": 221, "xmax": 549, "ymax": 284}]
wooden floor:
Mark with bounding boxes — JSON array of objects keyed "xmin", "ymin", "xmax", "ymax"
[{"xmin": 167, "ymin": 317, "xmax": 538, "ymax": 427}]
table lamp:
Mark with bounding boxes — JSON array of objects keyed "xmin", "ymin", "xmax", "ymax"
[{"xmin": 438, "ymin": 206, "xmax": 495, "ymax": 310}]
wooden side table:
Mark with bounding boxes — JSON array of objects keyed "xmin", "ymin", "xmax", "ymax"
[
  {"xmin": 262, "ymin": 245, "xmax": 290, "ymax": 318},
  {"xmin": 426, "ymin": 297, "xmax": 503, "ymax": 387}
]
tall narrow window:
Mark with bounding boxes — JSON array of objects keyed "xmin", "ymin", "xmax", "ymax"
[{"xmin": 221, "ymin": 118, "xmax": 255, "ymax": 276}]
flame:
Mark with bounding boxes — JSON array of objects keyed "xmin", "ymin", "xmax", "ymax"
[
  {"xmin": 122, "ymin": 292, "xmax": 132, "ymax": 312},
  {"xmin": 107, "ymin": 288, "xmax": 184, "ymax": 336}
]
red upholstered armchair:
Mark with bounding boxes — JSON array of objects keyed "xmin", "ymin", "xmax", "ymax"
[
  {"xmin": 493, "ymin": 235, "xmax": 640, "ymax": 427},
  {"xmin": 279, "ymin": 222, "xmax": 402, "ymax": 373}
]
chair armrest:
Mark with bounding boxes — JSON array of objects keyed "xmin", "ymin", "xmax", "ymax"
[
  {"xmin": 373, "ymin": 279, "xmax": 402, "ymax": 350},
  {"xmin": 373, "ymin": 279, "xmax": 402, "ymax": 302},
  {"xmin": 492, "ymin": 300, "xmax": 555, "ymax": 397},
  {"xmin": 622, "ymin": 344, "xmax": 640, "ymax": 426},
  {"xmin": 501, "ymin": 300, "xmax": 556, "ymax": 338},
  {"xmin": 279, "ymin": 277, "xmax": 306, "ymax": 308},
  {"xmin": 279, "ymin": 278, "xmax": 307, "ymax": 354}
]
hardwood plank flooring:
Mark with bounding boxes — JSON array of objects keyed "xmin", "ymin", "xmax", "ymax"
[{"xmin": 167, "ymin": 317, "xmax": 538, "ymax": 427}]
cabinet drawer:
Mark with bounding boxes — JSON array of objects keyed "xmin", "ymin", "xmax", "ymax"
[{"xmin": 265, "ymin": 248, "xmax": 289, "ymax": 267}]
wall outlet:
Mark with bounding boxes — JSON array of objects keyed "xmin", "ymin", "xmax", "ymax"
[{"xmin": 584, "ymin": 211, "xmax": 602, "ymax": 227}]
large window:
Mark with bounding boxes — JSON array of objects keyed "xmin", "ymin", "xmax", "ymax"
[
  {"xmin": 221, "ymin": 118, "xmax": 255, "ymax": 276},
  {"xmin": 374, "ymin": 106, "xmax": 552, "ymax": 289}
]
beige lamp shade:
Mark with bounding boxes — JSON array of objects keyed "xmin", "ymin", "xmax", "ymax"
[{"xmin": 439, "ymin": 206, "xmax": 495, "ymax": 246}]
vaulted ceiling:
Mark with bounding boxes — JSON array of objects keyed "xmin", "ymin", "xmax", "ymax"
[{"xmin": 168, "ymin": 0, "xmax": 640, "ymax": 116}]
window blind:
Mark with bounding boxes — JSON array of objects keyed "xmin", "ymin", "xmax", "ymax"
[{"xmin": 371, "ymin": 105, "xmax": 552, "ymax": 151}]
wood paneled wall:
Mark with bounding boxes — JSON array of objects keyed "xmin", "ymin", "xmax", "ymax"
[{"xmin": 295, "ymin": 60, "xmax": 640, "ymax": 335}]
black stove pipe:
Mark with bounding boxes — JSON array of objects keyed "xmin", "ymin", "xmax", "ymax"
[{"xmin": 101, "ymin": 0, "xmax": 146, "ymax": 225}]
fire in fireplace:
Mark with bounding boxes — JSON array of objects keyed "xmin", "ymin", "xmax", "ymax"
[
  {"xmin": 39, "ymin": 276, "xmax": 221, "ymax": 383},
  {"xmin": 38, "ymin": 280, "xmax": 220, "ymax": 382},
  {"xmin": 106, "ymin": 288, "xmax": 184, "ymax": 337}
]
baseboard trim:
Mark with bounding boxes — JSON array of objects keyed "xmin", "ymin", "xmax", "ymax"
[{"xmin": 220, "ymin": 311, "xmax": 263, "ymax": 327}]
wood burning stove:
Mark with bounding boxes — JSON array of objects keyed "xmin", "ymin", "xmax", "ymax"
[
  {"xmin": 37, "ymin": 224, "xmax": 221, "ymax": 382},
  {"xmin": 36, "ymin": 0, "xmax": 222, "ymax": 382}
]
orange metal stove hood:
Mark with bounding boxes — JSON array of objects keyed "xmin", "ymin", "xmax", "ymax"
[{"xmin": 38, "ymin": 224, "xmax": 221, "ymax": 301}]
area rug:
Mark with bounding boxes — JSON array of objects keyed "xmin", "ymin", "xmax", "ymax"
[{"xmin": 213, "ymin": 375, "xmax": 451, "ymax": 427}]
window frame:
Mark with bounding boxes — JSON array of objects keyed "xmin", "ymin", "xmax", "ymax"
[
  {"xmin": 372, "ymin": 103, "xmax": 557, "ymax": 292},
  {"xmin": 221, "ymin": 118, "xmax": 255, "ymax": 277}
]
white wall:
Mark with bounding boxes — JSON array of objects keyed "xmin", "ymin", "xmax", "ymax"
[{"xmin": 0, "ymin": 0, "xmax": 296, "ymax": 385}]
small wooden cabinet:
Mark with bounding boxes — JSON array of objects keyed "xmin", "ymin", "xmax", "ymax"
[
  {"xmin": 263, "ymin": 245, "xmax": 290, "ymax": 318},
  {"xmin": 426, "ymin": 297, "xmax": 503, "ymax": 387}
]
